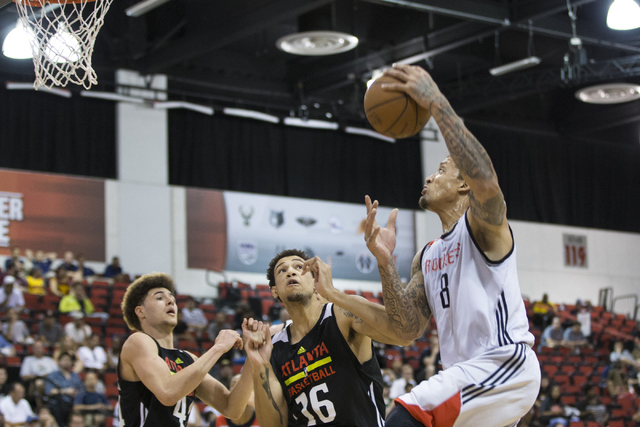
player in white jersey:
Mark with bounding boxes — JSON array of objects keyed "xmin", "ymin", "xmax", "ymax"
[{"xmin": 362, "ymin": 64, "xmax": 540, "ymax": 427}]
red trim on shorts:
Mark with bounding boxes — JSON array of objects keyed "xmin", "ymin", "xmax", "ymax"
[{"xmin": 395, "ymin": 391, "xmax": 461, "ymax": 427}]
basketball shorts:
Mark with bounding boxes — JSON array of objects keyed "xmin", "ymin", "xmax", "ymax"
[{"xmin": 391, "ymin": 343, "xmax": 540, "ymax": 427}]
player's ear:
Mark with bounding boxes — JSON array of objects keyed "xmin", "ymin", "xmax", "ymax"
[
  {"xmin": 135, "ymin": 305, "xmax": 145, "ymax": 320},
  {"xmin": 458, "ymin": 181, "xmax": 470, "ymax": 195},
  {"xmin": 271, "ymin": 286, "xmax": 279, "ymax": 300}
]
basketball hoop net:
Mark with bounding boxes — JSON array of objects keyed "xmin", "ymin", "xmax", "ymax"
[{"xmin": 13, "ymin": 0, "xmax": 114, "ymax": 89}]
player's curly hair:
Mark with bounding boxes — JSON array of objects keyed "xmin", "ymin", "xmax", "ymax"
[
  {"xmin": 266, "ymin": 249, "xmax": 310, "ymax": 288},
  {"xmin": 121, "ymin": 272, "xmax": 175, "ymax": 332}
]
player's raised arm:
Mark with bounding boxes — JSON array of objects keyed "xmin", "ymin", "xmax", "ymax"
[
  {"xmin": 302, "ymin": 256, "xmax": 414, "ymax": 346},
  {"xmin": 380, "ymin": 65, "xmax": 511, "ymax": 259},
  {"xmin": 120, "ymin": 330, "xmax": 242, "ymax": 407},
  {"xmin": 244, "ymin": 321, "xmax": 287, "ymax": 427},
  {"xmin": 364, "ymin": 196, "xmax": 431, "ymax": 341}
]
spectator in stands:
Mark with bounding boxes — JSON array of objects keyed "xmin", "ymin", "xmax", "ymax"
[
  {"xmin": 49, "ymin": 267, "xmax": 71, "ymax": 298},
  {"xmin": 53, "ymin": 336, "xmax": 84, "ymax": 374},
  {"xmin": 3, "ymin": 307, "xmax": 32, "ymax": 344},
  {"xmin": 0, "ymin": 275, "xmax": 25, "ymax": 312},
  {"xmin": 576, "ymin": 384, "xmax": 608, "ymax": 424},
  {"xmin": 0, "ymin": 382, "xmax": 35, "ymax": 425},
  {"xmin": 172, "ymin": 310, "xmax": 189, "ymax": 342},
  {"xmin": 538, "ymin": 384, "xmax": 565, "ymax": 424},
  {"xmin": 610, "ymin": 341, "xmax": 635, "ymax": 366},
  {"xmin": 4, "ymin": 247, "xmax": 24, "ymax": 271},
  {"xmin": 389, "ymin": 363, "xmax": 416, "ymax": 399},
  {"xmin": 59, "ymin": 282, "xmax": 94, "ymax": 315},
  {"xmin": 0, "ymin": 368, "xmax": 10, "ymax": 399},
  {"xmin": 27, "ymin": 267, "xmax": 46, "ymax": 296},
  {"xmin": 563, "ymin": 321, "xmax": 588, "ymax": 351},
  {"xmin": 72, "ymin": 371, "xmax": 110, "ymax": 427},
  {"xmin": 21, "ymin": 341, "xmax": 58, "ymax": 412},
  {"xmin": 181, "ymin": 296, "xmax": 208, "ymax": 339},
  {"xmin": 232, "ymin": 301, "xmax": 254, "ymax": 330},
  {"xmin": 106, "ymin": 335, "xmax": 123, "ymax": 370},
  {"xmin": 74, "ymin": 255, "xmax": 94, "ymax": 280},
  {"xmin": 37, "ymin": 312, "xmax": 64, "ymax": 346},
  {"xmin": 0, "ymin": 333, "xmax": 15, "ymax": 357},
  {"xmin": 208, "ymin": 312, "xmax": 233, "ymax": 343},
  {"xmin": 217, "ymin": 359, "xmax": 234, "ymax": 390},
  {"xmin": 270, "ymin": 308, "xmax": 290, "ymax": 327},
  {"xmin": 541, "ymin": 317, "xmax": 566, "ymax": 349},
  {"xmin": 56, "ymin": 252, "xmax": 77, "ymax": 273},
  {"xmin": 102, "ymin": 256, "xmax": 122, "ymax": 279},
  {"xmin": 607, "ymin": 360, "xmax": 629, "ymax": 398},
  {"xmin": 37, "ymin": 407, "xmax": 59, "ymax": 427},
  {"xmin": 77, "ymin": 335, "xmax": 107, "ymax": 372},
  {"xmin": 67, "ymin": 412, "xmax": 85, "ymax": 427},
  {"xmin": 28, "ymin": 250, "xmax": 57, "ymax": 277},
  {"xmin": 532, "ymin": 293, "xmax": 556, "ymax": 330},
  {"xmin": 45, "ymin": 352, "xmax": 84, "ymax": 426},
  {"xmin": 64, "ymin": 313, "xmax": 92, "ymax": 345},
  {"xmin": 213, "ymin": 373, "xmax": 259, "ymax": 427}
]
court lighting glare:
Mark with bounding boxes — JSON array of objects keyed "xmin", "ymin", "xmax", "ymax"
[
  {"xmin": 283, "ymin": 117, "xmax": 339, "ymax": 130},
  {"xmin": 45, "ymin": 24, "xmax": 81, "ymax": 63},
  {"xmin": 153, "ymin": 101, "xmax": 214, "ymax": 115},
  {"xmin": 489, "ymin": 56, "xmax": 541, "ymax": 76},
  {"xmin": 223, "ymin": 108, "xmax": 279, "ymax": 123},
  {"xmin": 607, "ymin": 0, "xmax": 640, "ymax": 30},
  {"xmin": 2, "ymin": 19, "xmax": 35, "ymax": 60},
  {"xmin": 125, "ymin": 0, "xmax": 173, "ymax": 17},
  {"xmin": 344, "ymin": 126, "xmax": 396, "ymax": 143},
  {"xmin": 6, "ymin": 82, "xmax": 71, "ymax": 98}
]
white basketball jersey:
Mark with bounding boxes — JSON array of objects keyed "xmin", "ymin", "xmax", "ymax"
[{"xmin": 421, "ymin": 212, "xmax": 534, "ymax": 370}]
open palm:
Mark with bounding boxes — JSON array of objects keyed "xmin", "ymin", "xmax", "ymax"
[{"xmin": 364, "ymin": 196, "xmax": 398, "ymax": 264}]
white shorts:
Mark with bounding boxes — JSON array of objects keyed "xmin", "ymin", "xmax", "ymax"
[{"xmin": 395, "ymin": 343, "xmax": 540, "ymax": 427}]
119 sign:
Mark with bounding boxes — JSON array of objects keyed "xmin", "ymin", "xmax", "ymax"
[{"xmin": 563, "ymin": 234, "xmax": 588, "ymax": 268}]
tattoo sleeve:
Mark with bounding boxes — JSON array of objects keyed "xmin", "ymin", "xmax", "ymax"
[
  {"xmin": 378, "ymin": 256, "xmax": 430, "ymax": 340},
  {"xmin": 260, "ymin": 367, "xmax": 284, "ymax": 426}
]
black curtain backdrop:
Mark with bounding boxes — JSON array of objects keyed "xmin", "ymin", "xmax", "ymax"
[
  {"xmin": 467, "ymin": 122, "xmax": 640, "ymax": 233},
  {"xmin": 0, "ymin": 86, "xmax": 116, "ymax": 178},
  {"xmin": 169, "ymin": 111, "xmax": 424, "ymax": 210}
]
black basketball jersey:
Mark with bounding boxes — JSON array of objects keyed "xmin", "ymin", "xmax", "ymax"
[
  {"xmin": 118, "ymin": 334, "xmax": 197, "ymax": 427},
  {"xmin": 270, "ymin": 303, "xmax": 385, "ymax": 426}
]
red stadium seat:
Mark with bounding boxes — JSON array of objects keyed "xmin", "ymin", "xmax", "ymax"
[{"xmin": 561, "ymin": 395, "xmax": 576, "ymax": 405}]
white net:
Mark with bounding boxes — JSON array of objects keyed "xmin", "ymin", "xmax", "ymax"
[{"xmin": 13, "ymin": 0, "xmax": 114, "ymax": 89}]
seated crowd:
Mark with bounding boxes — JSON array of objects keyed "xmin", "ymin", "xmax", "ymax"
[{"xmin": 0, "ymin": 248, "xmax": 639, "ymax": 427}]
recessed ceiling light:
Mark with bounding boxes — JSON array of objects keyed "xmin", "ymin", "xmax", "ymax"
[
  {"xmin": 575, "ymin": 83, "xmax": 640, "ymax": 104},
  {"xmin": 276, "ymin": 31, "xmax": 358, "ymax": 56}
]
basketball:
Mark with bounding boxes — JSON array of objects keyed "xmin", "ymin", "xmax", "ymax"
[{"xmin": 364, "ymin": 75, "xmax": 431, "ymax": 139}]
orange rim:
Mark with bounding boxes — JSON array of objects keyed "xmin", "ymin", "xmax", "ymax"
[{"xmin": 14, "ymin": 0, "xmax": 96, "ymax": 5}]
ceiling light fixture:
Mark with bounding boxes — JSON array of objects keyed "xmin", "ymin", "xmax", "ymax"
[
  {"xmin": 344, "ymin": 126, "xmax": 395, "ymax": 143},
  {"xmin": 153, "ymin": 101, "xmax": 214, "ymax": 115},
  {"xmin": 489, "ymin": 57, "xmax": 541, "ymax": 76},
  {"xmin": 223, "ymin": 108, "xmax": 279, "ymax": 123},
  {"xmin": 45, "ymin": 24, "xmax": 81, "ymax": 63},
  {"xmin": 575, "ymin": 83, "xmax": 640, "ymax": 104},
  {"xmin": 283, "ymin": 117, "xmax": 339, "ymax": 130},
  {"xmin": 276, "ymin": 31, "xmax": 358, "ymax": 56},
  {"xmin": 2, "ymin": 18, "xmax": 35, "ymax": 60},
  {"xmin": 6, "ymin": 82, "xmax": 71, "ymax": 98},
  {"xmin": 125, "ymin": 0, "xmax": 173, "ymax": 17},
  {"xmin": 80, "ymin": 91, "xmax": 145, "ymax": 103},
  {"xmin": 607, "ymin": 0, "xmax": 640, "ymax": 30}
]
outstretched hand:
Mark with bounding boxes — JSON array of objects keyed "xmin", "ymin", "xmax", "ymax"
[
  {"xmin": 302, "ymin": 256, "xmax": 334, "ymax": 302},
  {"xmin": 364, "ymin": 195, "xmax": 398, "ymax": 264},
  {"xmin": 214, "ymin": 329, "xmax": 243, "ymax": 352}
]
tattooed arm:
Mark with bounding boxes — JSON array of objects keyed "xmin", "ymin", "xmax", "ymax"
[
  {"xmin": 302, "ymin": 256, "xmax": 413, "ymax": 346},
  {"xmin": 364, "ymin": 197, "xmax": 431, "ymax": 341},
  {"xmin": 244, "ymin": 322, "xmax": 287, "ymax": 427},
  {"xmin": 381, "ymin": 65, "xmax": 513, "ymax": 260}
]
